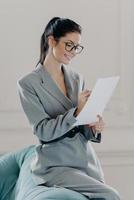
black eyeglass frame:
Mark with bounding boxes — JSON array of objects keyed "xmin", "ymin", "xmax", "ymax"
[
  {"xmin": 64, "ymin": 41, "xmax": 84, "ymax": 54},
  {"xmin": 54, "ymin": 38, "xmax": 84, "ymax": 54}
]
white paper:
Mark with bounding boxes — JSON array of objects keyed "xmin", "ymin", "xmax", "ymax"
[{"xmin": 74, "ymin": 76, "xmax": 120, "ymax": 126}]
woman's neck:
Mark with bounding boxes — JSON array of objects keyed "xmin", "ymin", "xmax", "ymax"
[{"xmin": 43, "ymin": 53, "xmax": 63, "ymax": 77}]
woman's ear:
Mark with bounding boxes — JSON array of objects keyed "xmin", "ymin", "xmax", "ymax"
[{"xmin": 48, "ymin": 36, "xmax": 56, "ymax": 47}]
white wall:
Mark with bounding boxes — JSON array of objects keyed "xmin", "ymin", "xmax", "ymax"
[{"xmin": 0, "ymin": 0, "xmax": 134, "ymax": 199}]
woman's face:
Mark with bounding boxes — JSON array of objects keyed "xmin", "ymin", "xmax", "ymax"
[{"xmin": 50, "ymin": 32, "xmax": 83, "ymax": 65}]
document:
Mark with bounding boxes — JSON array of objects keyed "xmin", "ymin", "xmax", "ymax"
[{"xmin": 74, "ymin": 76, "xmax": 120, "ymax": 126}]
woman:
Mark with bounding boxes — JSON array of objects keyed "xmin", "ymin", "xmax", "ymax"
[{"xmin": 17, "ymin": 17, "xmax": 121, "ymax": 200}]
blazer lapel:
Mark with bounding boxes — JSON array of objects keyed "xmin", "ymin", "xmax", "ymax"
[
  {"xmin": 34, "ymin": 63, "xmax": 77, "ymax": 110},
  {"xmin": 62, "ymin": 65, "xmax": 78, "ymax": 107}
]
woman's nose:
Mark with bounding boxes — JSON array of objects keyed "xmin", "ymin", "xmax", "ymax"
[{"xmin": 70, "ymin": 48, "xmax": 77, "ymax": 56}]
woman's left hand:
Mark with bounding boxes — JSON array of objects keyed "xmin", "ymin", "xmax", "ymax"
[{"xmin": 85, "ymin": 115, "xmax": 105, "ymax": 133}]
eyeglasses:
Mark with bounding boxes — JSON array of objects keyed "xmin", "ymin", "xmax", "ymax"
[
  {"xmin": 64, "ymin": 41, "xmax": 84, "ymax": 54},
  {"xmin": 55, "ymin": 38, "xmax": 84, "ymax": 54}
]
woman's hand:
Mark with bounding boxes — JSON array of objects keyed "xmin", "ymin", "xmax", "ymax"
[
  {"xmin": 85, "ymin": 115, "xmax": 105, "ymax": 133},
  {"xmin": 75, "ymin": 89, "xmax": 91, "ymax": 116}
]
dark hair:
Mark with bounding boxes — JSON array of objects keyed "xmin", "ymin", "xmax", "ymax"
[{"xmin": 36, "ymin": 17, "xmax": 82, "ymax": 67}]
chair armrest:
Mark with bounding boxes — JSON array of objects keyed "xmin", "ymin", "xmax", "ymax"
[{"xmin": 0, "ymin": 145, "xmax": 35, "ymax": 200}]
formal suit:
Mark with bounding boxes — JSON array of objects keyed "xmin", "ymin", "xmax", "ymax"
[{"xmin": 17, "ymin": 63, "xmax": 120, "ymax": 200}]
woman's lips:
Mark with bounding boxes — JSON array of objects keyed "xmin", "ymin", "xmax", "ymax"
[{"xmin": 64, "ymin": 53, "xmax": 72, "ymax": 61}]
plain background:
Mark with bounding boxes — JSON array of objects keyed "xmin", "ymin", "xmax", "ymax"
[{"xmin": 0, "ymin": 0, "xmax": 134, "ymax": 199}]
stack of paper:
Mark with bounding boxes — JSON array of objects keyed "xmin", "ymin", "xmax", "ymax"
[{"xmin": 74, "ymin": 76, "xmax": 120, "ymax": 126}]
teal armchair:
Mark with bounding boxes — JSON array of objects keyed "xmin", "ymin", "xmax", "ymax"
[{"xmin": 0, "ymin": 145, "xmax": 89, "ymax": 200}]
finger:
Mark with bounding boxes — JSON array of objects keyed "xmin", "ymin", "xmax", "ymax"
[
  {"xmin": 96, "ymin": 122, "xmax": 104, "ymax": 127},
  {"xmin": 98, "ymin": 120, "xmax": 105, "ymax": 128},
  {"xmin": 95, "ymin": 123, "xmax": 104, "ymax": 131},
  {"xmin": 83, "ymin": 93, "xmax": 91, "ymax": 100},
  {"xmin": 82, "ymin": 90, "xmax": 91, "ymax": 95},
  {"xmin": 88, "ymin": 90, "xmax": 92, "ymax": 94},
  {"xmin": 91, "ymin": 126, "xmax": 96, "ymax": 133},
  {"xmin": 85, "ymin": 93, "xmax": 90, "ymax": 97},
  {"xmin": 97, "ymin": 114, "xmax": 102, "ymax": 121}
]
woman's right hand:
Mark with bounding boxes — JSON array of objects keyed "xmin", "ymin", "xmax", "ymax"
[{"xmin": 75, "ymin": 89, "xmax": 91, "ymax": 116}]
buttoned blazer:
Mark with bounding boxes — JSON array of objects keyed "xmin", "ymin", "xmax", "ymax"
[{"xmin": 17, "ymin": 63, "xmax": 101, "ymax": 144}]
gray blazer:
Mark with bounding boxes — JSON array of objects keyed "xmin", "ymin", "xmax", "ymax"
[{"xmin": 17, "ymin": 63, "xmax": 103, "ymax": 185}]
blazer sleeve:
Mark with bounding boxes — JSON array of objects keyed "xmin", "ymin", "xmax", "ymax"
[
  {"xmin": 81, "ymin": 78, "xmax": 101, "ymax": 143},
  {"xmin": 17, "ymin": 79, "xmax": 78, "ymax": 143}
]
